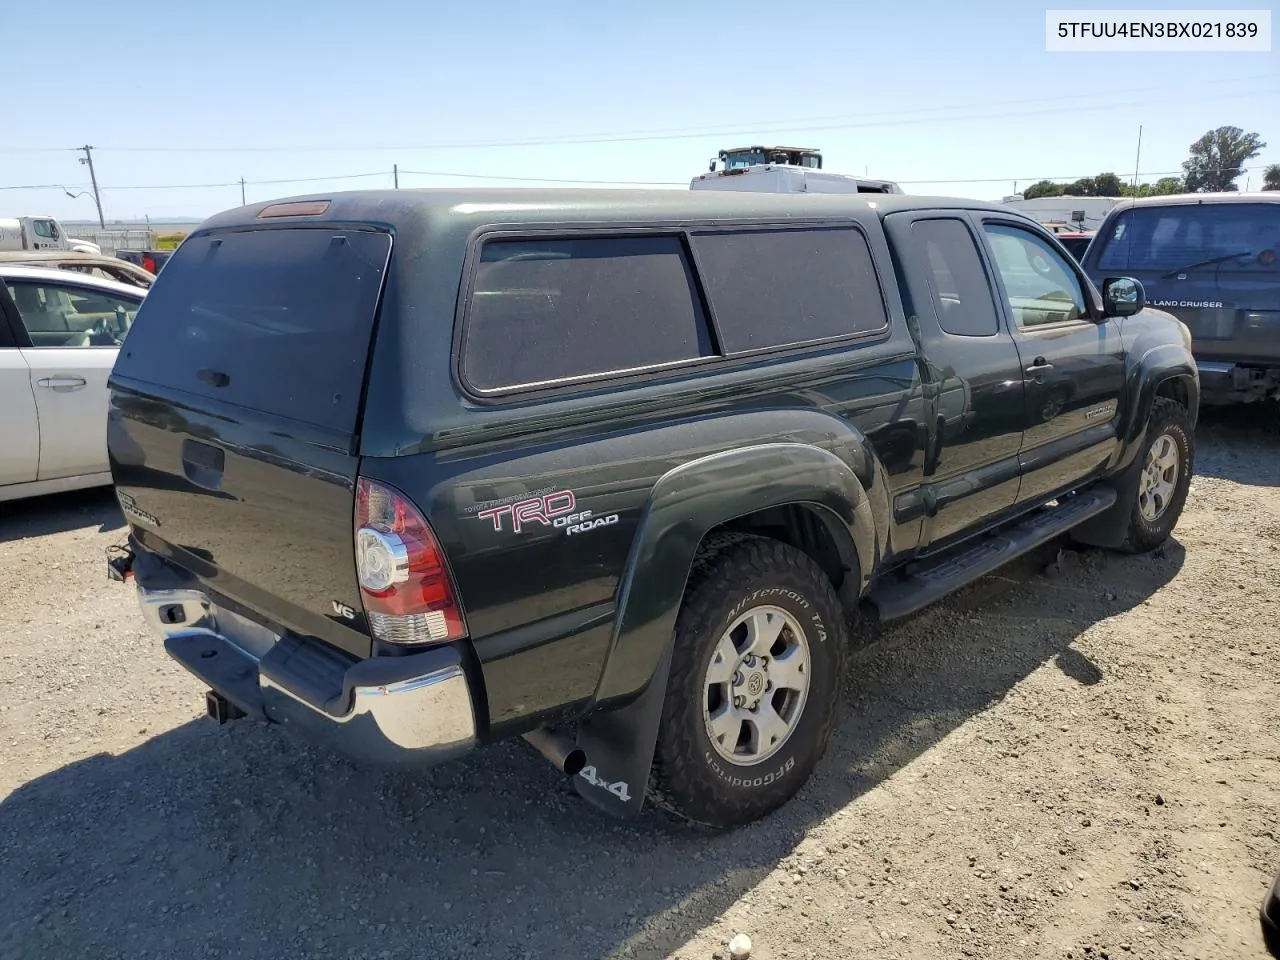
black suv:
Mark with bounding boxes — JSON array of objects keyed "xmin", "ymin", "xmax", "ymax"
[{"xmin": 107, "ymin": 189, "xmax": 1198, "ymax": 828}]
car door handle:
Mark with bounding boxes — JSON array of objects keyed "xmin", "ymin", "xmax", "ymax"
[
  {"xmin": 36, "ymin": 376, "xmax": 88, "ymax": 391},
  {"xmin": 1024, "ymin": 359, "xmax": 1054, "ymax": 375}
]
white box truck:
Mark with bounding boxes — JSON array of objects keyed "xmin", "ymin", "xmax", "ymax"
[
  {"xmin": 690, "ymin": 146, "xmax": 903, "ymax": 195},
  {"xmin": 0, "ymin": 216, "xmax": 102, "ymax": 255}
]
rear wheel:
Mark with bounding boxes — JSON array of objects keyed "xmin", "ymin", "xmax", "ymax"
[{"xmin": 649, "ymin": 536, "xmax": 847, "ymax": 828}]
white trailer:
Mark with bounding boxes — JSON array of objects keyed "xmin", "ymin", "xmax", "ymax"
[{"xmin": 999, "ymin": 196, "xmax": 1122, "ymax": 232}]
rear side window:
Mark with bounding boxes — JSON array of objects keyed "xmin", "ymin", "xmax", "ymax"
[
  {"xmin": 463, "ymin": 236, "xmax": 712, "ymax": 391},
  {"xmin": 113, "ymin": 227, "xmax": 391, "ymax": 434},
  {"xmin": 909, "ymin": 219, "xmax": 1000, "ymax": 337},
  {"xmin": 690, "ymin": 227, "xmax": 887, "ymax": 353},
  {"xmin": 1096, "ymin": 203, "xmax": 1280, "ymax": 274}
]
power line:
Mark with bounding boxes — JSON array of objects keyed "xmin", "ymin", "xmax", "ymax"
[
  {"xmin": 399, "ymin": 169, "xmax": 685, "ymax": 185},
  {"xmin": 247, "ymin": 171, "xmax": 391, "ymax": 186},
  {"xmin": 6, "ymin": 73, "xmax": 1276, "ymax": 155},
  {"xmin": 2, "ymin": 164, "xmax": 1270, "ymax": 195},
  {"xmin": 0, "ymin": 182, "xmax": 93, "ymax": 191},
  {"xmin": 896, "ymin": 165, "xmax": 1269, "ymax": 185},
  {"xmin": 98, "ymin": 172, "xmax": 391, "ymax": 191}
]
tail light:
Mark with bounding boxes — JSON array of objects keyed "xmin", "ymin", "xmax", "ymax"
[
  {"xmin": 355, "ymin": 477, "xmax": 466, "ymax": 645},
  {"xmin": 142, "ymin": 254, "xmax": 157, "ymax": 274}
]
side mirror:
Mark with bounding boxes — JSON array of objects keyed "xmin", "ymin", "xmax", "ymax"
[{"xmin": 1102, "ymin": 276, "xmax": 1145, "ymax": 318}]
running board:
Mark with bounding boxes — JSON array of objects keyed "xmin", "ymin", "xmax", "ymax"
[{"xmin": 869, "ymin": 485, "xmax": 1117, "ymax": 621}]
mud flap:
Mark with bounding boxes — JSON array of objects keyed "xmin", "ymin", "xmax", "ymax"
[
  {"xmin": 1071, "ymin": 428, "xmax": 1146, "ymax": 549},
  {"xmin": 572, "ymin": 639, "xmax": 673, "ymax": 819}
]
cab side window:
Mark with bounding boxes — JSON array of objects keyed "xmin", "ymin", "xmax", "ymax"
[
  {"xmin": 983, "ymin": 224, "xmax": 1088, "ymax": 327},
  {"xmin": 689, "ymin": 226, "xmax": 889, "ymax": 352},
  {"xmin": 910, "ymin": 218, "xmax": 1000, "ymax": 336},
  {"xmin": 5, "ymin": 281, "xmax": 141, "ymax": 347},
  {"xmin": 31, "ymin": 220, "xmax": 60, "ymax": 240}
]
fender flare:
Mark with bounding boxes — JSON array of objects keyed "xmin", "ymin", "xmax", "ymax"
[
  {"xmin": 1075, "ymin": 347, "xmax": 1197, "ymax": 550},
  {"xmin": 1116, "ymin": 344, "xmax": 1198, "ymax": 472},
  {"xmin": 593, "ymin": 441, "xmax": 876, "ymax": 711},
  {"xmin": 571, "ymin": 442, "xmax": 878, "ymax": 819}
]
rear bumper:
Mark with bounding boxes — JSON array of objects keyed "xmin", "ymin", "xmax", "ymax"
[
  {"xmin": 1195, "ymin": 361, "xmax": 1280, "ymax": 404},
  {"xmin": 136, "ymin": 587, "xmax": 477, "ymax": 765}
]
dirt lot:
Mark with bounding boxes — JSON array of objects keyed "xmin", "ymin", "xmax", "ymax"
[{"xmin": 1, "ymin": 407, "xmax": 1277, "ymax": 960}]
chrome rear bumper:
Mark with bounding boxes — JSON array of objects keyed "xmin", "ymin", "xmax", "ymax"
[{"xmin": 137, "ymin": 587, "xmax": 477, "ymax": 765}]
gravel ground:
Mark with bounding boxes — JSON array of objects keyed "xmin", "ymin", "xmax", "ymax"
[{"xmin": 1, "ymin": 406, "xmax": 1277, "ymax": 960}]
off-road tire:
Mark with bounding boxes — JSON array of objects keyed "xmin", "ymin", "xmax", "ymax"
[
  {"xmin": 1117, "ymin": 397, "xmax": 1195, "ymax": 553},
  {"xmin": 649, "ymin": 536, "xmax": 847, "ymax": 828},
  {"xmin": 1262, "ymin": 871, "xmax": 1280, "ymax": 957}
]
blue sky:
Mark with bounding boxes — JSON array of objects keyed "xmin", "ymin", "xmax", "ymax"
[{"xmin": 4, "ymin": 0, "xmax": 1277, "ymax": 221}]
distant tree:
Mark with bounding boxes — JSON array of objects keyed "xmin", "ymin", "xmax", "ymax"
[
  {"xmin": 1264, "ymin": 164, "xmax": 1280, "ymax": 191},
  {"xmin": 1023, "ymin": 180, "xmax": 1064, "ymax": 199},
  {"xmin": 1059, "ymin": 173, "xmax": 1124, "ymax": 197},
  {"xmin": 1122, "ymin": 176, "xmax": 1186, "ymax": 198},
  {"xmin": 1020, "ymin": 171, "xmax": 1181, "ymax": 201},
  {"xmin": 1150, "ymin": 176, "xmax": 1186, "ymax": 196},
  {"xmin": 1092, "ymin": 172, "xmax": 1124, "ymax": 196},
  {"xmin": 1182, "ymin": 126, "xmax": 1266, "ymax": 192},
  {"xmin": 1063, "ymin": 177, "xmax": 1097, "ymax": 197}
]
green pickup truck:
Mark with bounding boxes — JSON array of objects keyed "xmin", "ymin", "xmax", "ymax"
[{"xmin": 105, "ymin": 189, "xmax": 1198, "ymax": 828}]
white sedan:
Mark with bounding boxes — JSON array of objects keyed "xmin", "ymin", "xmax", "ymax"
[{"xmin": 1, "ymin": 265, "xmax": 145, "ymax": 503}]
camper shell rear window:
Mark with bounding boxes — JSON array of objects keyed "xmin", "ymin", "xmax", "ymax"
[{"xmin": 113, "ymin": 226, "xmax": 391, "ymax": 435}]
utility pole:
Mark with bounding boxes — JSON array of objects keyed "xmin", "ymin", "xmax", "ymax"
[
  {"xmin": 239, "ymin": 177, "xmax": 247, "ymax": 206},
  {"xmin": 77, "ymin": 144, "xmax": 106, "ymax": 228},
  {"xmin": 393, "ymin": 164, "xmax": 399, "ymax": 189},
  {"xmin": 1132, "ymin": 125, "xmax": 1143, "ymax": 190}
]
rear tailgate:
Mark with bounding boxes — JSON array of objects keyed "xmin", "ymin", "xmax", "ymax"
[{"xmin": 108, "ymin": 223, "xmax": 392, "ymax": 659}]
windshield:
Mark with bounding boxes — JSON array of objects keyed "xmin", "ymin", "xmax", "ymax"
[
  {"xmin": 720, "ymin": 149, "xmax": 821, "ymax": 170},
  {"xmin": 722, "ymin": 150, "xmax": 766, "ymax": 169},
  {"xmin": 1095, "ymin": 202, "xmax": 1280, "ymax": 275}
]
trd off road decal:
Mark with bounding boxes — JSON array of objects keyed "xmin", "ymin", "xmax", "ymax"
[{"xmin": 474, "ymin": 489, "xmax": 619, "ymax": 538}]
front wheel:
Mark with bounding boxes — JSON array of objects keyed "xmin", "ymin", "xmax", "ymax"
[
  {"xmin": 1118, "ymin": 397, "xmax": 1195, "ymax": 553},
  {"xmin": 649, "ymin": 536, "xmax": 848, "ymax": 828}
]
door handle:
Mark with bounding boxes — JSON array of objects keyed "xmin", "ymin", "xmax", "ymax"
[
  {"xmin": 36, "ymin": 376, "xmax": 88, "ymax": 391},
  {"xmin": 1024, "ymin": 358, "xmax": 1053, "ymax": 375}
]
